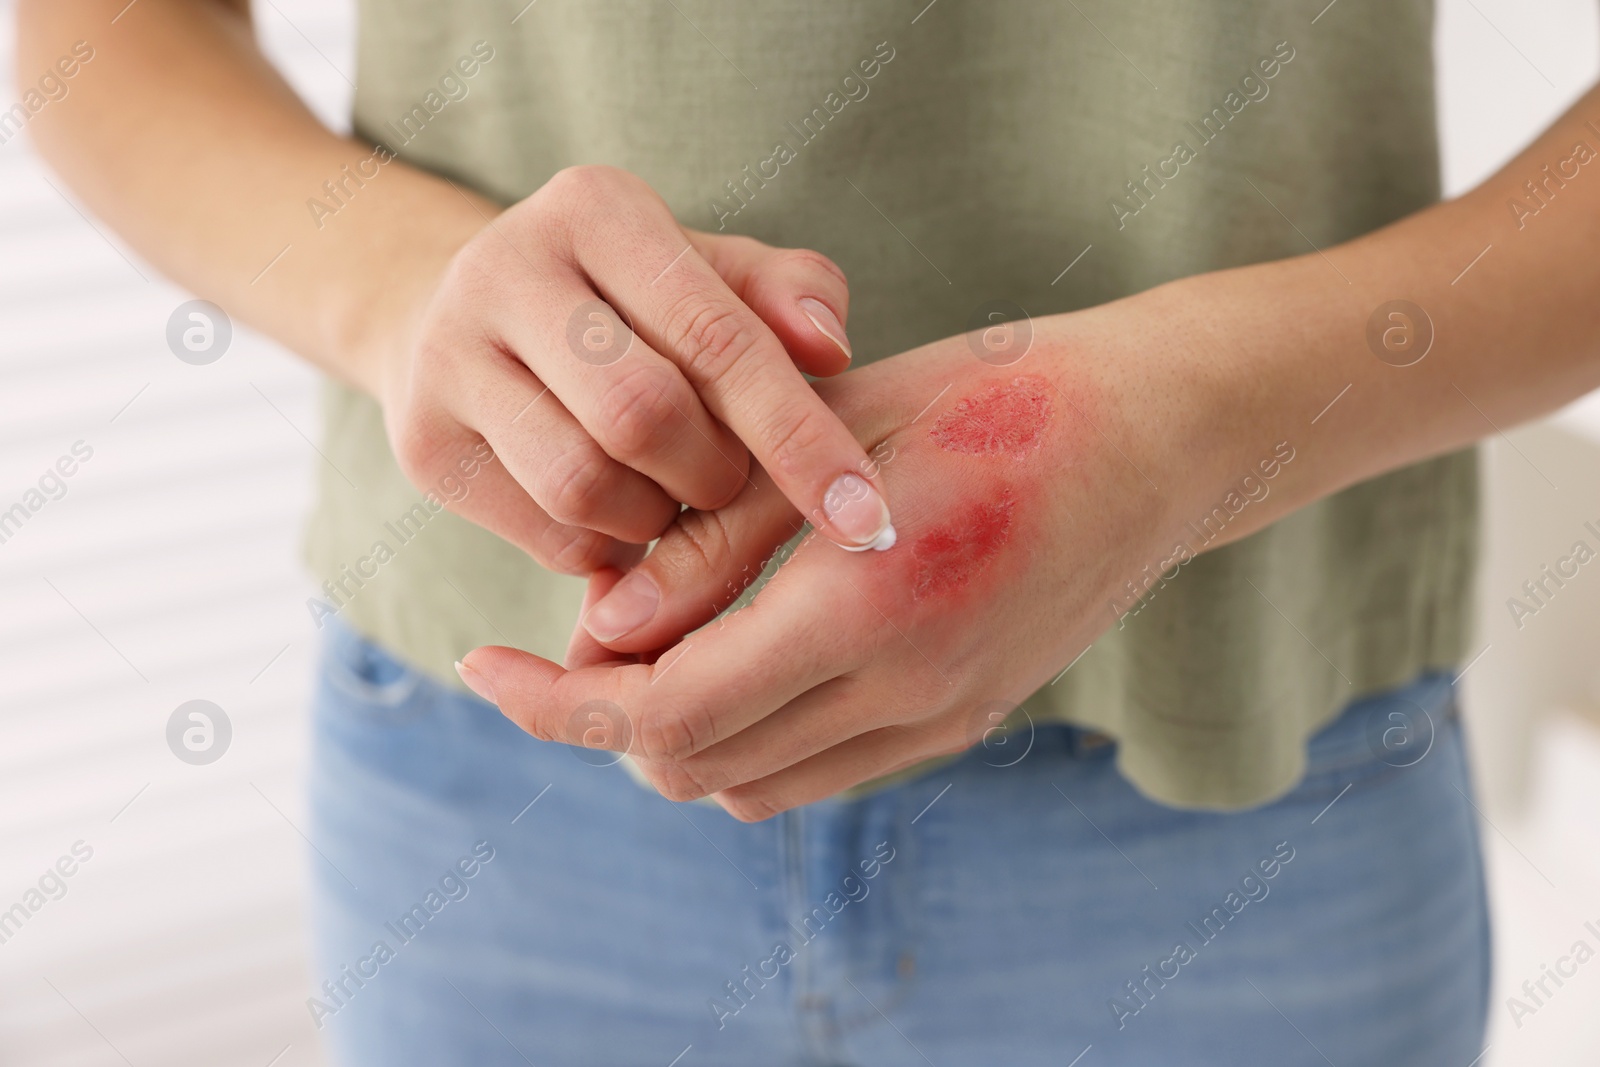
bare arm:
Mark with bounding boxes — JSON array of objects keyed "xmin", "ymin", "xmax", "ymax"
[
  {"xmin": 17, "ymin": 0, "xmax": 899, "ymax": 569},
  {"xmin": 1163, "ymin": 80, "xmax": 1600, "ymax": 550},
  {"xmin": 17, "ymin": 0, "xmax": 485, "ymax": 388}
]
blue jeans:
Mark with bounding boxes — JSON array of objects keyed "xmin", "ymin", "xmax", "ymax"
[{"xmin": 307, "ymin": 619, "xmax": 1490, "ymax": 1066}]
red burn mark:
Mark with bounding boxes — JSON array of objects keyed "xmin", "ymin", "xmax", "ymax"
[
  {"xmin": 911, "ymin": 495, "xmax": 1016, "ymax": 600},
  {"xmin": 930, "ymin": 376, "xmax": 1053, "ymax": 458}
]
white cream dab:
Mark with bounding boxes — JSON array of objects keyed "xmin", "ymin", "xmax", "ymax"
[{"xmin": 839, "ymin": 524, "xmax": 898, "ymax": 552}]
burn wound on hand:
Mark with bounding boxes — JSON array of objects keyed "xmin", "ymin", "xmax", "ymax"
[
  {"xmin": 930, "ymin": 376, "xmax": 1053, "ymax": 457},
  {"xmin": 911, "ymin": 493, "xmax": 1016, "ymax": 600}
]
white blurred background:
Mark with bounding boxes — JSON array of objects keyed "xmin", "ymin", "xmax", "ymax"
[{"xmin": 0, "ymin": 1, "xmax": 1597, "ymax": 1064}]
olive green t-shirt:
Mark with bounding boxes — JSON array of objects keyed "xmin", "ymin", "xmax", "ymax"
[{"xmin": 305, "ymin": 0, "xmax": 1475, "ymax": 809}]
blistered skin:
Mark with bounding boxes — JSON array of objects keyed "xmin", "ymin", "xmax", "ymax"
[
  {"xmin": 929, "ymin": 376, "xmax": 1053, "ymax": 457},
  {"xmin": 911, "ymin": 494, "xmax": 1016, "ymax": 600}
]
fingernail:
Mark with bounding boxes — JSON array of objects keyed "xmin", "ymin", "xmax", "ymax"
[
  {"xmin": 823, "ymin": 473, "xmax": 893, "ymax": 547},
  {"xmin": 455, "ymin": 660, "xmax": 497, "ymax": 705},
  {"xmin": 799, "ymin": 298, "xmax": 851, "ymax": 361},
  {"xmin": 584, "ymin": 570, "xmax": 661, "ymax": 641},
  {"xmin": 839, "ymin": 522, "xmax": 897, "ymax": 552}
]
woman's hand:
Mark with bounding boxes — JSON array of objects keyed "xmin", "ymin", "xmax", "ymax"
[
  {"xmin": 14, "ymin": 3, "xmax": 893, "ymax": 572},
  {"xmin": 377, "ymin": 164, "xmax": 895, "ymax": 573},
  {"xmin": 457, "ymin": 305, "xmax": 1230, "ymax": 818},
  {"xmin": 450, "ymin": 61, "xmax": 1600, "ymax": 814}
]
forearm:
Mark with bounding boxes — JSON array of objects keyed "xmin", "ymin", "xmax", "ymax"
[
  {"xmin": 16, "ymin": 0, "xmax": 495, "ymax": 391},
  {"xmin": 1135, "ymin": 80, "xmax": 1600, "ymax": 547}
]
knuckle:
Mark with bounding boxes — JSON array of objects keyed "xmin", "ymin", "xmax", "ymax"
[
  {"xmin": 542, "ymin": 163, "xmax": 616, "ymax": 201},
  {"xmin": 594, "ymin": 370, "xmax": 683, "ymax": 461},
  {"xmin": 670, "ymin": 298, "xmax": 761, "ymax": 381},
  {"xmin": 642, "ymin": 759, "xmax": 716, "ymax": 804},
  {"xmin": 427, "ymin": 240, "xmax": 496, "ymax": 301},
  {"xmin": 514, "ymin": 708, "xmax": 561, "ymax": 745},
  {"xmin": 538, "ymin": 165, "xmax": 641, "ymax": 232},
  {"xmin": 659, "ymin": 509, "xmax": 736, "ymax": 588},
  {"xmin": 719, "ymin": 788, "xmax": 779, "ymax": 823},
  {"xmin": 637, "ymin": 712, "xmax": 693, "ymax": 764},
  {"xmin": 774, "ymin": 247, "xmax": 848, "ymax": 289},
  {"xmin": 391, "ymin": 409, "xmax": 456, "ymax": 486},
  {"xmin": 636, "ymin": 700, "xmax": 714, "ymax": 763},
  {"xmin": 541, "ymin": 443, "xmax": 614, "ymax": 526},
  {"xmin": 761, "ymin": 404, "xmax": 834, "ymax": 481},
  {"xmin": 542, "ymin": 525, "xmax": 613, "ymax": 575}
]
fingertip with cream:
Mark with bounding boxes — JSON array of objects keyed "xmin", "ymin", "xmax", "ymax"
[
  {"xmin": 822, "ymin": 472, "xmax": 894, "ymax": 549},
  {"xmin": 838, "ymin": 522, "xmax": 897, "ymax": 552}
]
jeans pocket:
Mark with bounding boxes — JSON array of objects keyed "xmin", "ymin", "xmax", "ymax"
[{"xmin": 316, "ymin": 618, "xmax": 431, "ymax": 726}]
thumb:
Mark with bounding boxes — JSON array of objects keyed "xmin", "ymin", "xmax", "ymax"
[
  {"xmin": 578, "ymin": 467, "xmax": 805, "ymax": 653},
  {"xmin": 690, "ymin": 231, "xmax": 853, "ymax": 377},
  {"xmin": 565, "ymin": 567, "xmax": 638, "ymax": 669}
]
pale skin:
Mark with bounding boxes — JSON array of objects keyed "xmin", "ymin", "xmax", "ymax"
[
  {"xmin": 16, "ymin": 0, "xmax": 893, "ymax": 568},
  {"xmin": 473, "ymin": 85, "xmax": 1600, "ymax": 819},
  {"xmin": 19, "ymin": 1, "xmax": 1600, "ymax": 819}
]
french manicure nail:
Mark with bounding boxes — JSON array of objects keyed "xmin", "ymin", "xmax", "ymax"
[
  {"xmin": 584, "ymin": 570, "xmax": 661, "ymax": 641},
  {"xmin": 799, "ymin": 298, "xmax": 852, "ymax": 361},
  {"xmin": 840, "ymin": 523, "xmax": 897, "ymax": 552},
  {"xmin": 455, "ymin": 660, "xmax": 497, "ymax": 705},
  {"xmin": 823, "ymin": 472, "xmax": 893, "ymax": 548}
]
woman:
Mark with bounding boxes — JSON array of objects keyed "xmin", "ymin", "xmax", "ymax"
[{"xmin": 22, "ymin": 0, "xmax": 1599, "ymax": 1063}]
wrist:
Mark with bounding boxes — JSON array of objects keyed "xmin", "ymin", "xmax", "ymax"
[
  {"xmin": 1035, "ymin": 285, "xmax": 1253, "ymax": 559},
  {"xmin": 332, "ymin": 173, "xmax": 498, "ymax": 398},
  {"xmin": 1117, "ymin": 259, "xmax": 1385, "ymax": 554}
]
